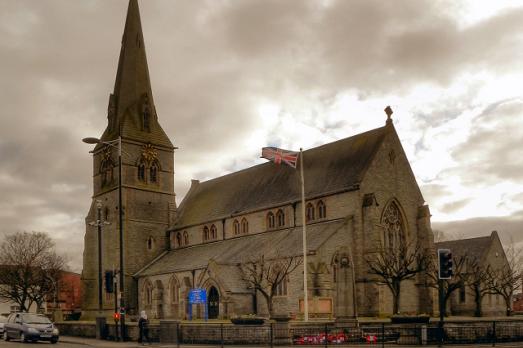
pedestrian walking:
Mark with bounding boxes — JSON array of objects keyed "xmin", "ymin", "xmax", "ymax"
[{"xmin": 138, "ymin": 310, "xmax": 151, "ymax": 345}]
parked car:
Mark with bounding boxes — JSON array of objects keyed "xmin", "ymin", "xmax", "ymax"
[
  {"xmin": 3, "ymin": 312, "xmax": 59, "ymax": 344},
  {"xmin": 0, "ymin": 316, "xmax": 6, "ymax": 335}
]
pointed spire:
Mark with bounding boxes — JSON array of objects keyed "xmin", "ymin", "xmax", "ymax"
[
  {"xmin": 112, "ymin": 0, "xmax": 154, "ymax": 125},
  {"xmin": 101, "ymin": 0, "xmax": 173, "ymax": 148}
]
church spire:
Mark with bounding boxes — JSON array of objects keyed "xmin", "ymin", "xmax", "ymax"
[{"xmin": 103, "ymin": 0, "xmax": 173, "ymax": 148}]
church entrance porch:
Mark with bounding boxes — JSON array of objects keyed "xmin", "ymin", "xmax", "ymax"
[{"xmin": 208, "ymin": 286, "xmax": 219, "ymax": 319}]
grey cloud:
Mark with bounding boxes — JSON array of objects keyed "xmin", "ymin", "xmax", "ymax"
[
  {"xmin": 440, "ymin": 198, "xmax": 471, "ymax": 214},
  {"xmin": 432, "ymin": 214, "xmax": 523, "ymax": 247},
  {"xmin": 451, "ymin": 98, "xmax": 523, "ymax": 184}
]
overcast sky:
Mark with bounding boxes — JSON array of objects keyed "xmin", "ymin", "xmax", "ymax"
[{"xmin": 1, "ymin": 0, "xmax": 522, "ymax": 271}]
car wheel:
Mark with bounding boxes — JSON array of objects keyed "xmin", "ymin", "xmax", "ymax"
[
  {"xmin": 20, "ymin": 332, "xmax": 26, "ymax": 343},
  {"xmin": 3, "ymin": 331, "xmax": 9, "ymax": 341},
  {"xmin": 51, "ymin": 338, "xmax": 58, "ymax": 344}
]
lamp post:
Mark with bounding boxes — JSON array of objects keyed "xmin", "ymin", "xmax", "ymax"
[
  {"xmin": 83, "ymin": 136, "xmax": 125, "ymax": 340},
  {"xmin": 88, "ymin": 199, "xmax": 106, "ymax": 312}
]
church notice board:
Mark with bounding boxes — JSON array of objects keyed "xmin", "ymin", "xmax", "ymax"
[{"xmin": 188, "ymin": 288, "xmax": 207, "ymax": 321}]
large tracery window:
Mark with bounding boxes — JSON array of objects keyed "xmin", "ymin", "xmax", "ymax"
[{"xmin": 382, "ymin": 200, "xmax": 406, "ymax": 249}]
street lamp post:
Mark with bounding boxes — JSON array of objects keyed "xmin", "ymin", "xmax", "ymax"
[
  {"xmin": 83, "ymin": 136, "xmax": 125, "ymax": 340},
  {"xmin": 89, "ymin": 200, "xmax": 104, "ymax": 312}
]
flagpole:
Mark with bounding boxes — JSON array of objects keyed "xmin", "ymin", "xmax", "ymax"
[{"xmin": 300, "ymin": 148, "xmax": 309, "ymax": 322}]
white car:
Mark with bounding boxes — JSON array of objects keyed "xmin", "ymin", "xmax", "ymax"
[{"xmin": 0, "ymin": 316, "xmax": 6, "ymax": 335}]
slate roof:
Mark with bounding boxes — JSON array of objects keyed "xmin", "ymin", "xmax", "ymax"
[
  {"xmin": 435, "ymin": 235, "xmax": 492, "ymax": 262},
  {"xmin": 137, "ymin": 219, "xmax": 349, "ymax": 277},
  {"xmin": 172, "ymin": 126, "xmax": 390, "ymax": 229}
]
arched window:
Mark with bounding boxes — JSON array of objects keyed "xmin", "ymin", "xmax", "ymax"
[
  {"xmin": 100, "ymin": 160, "xmax": 114, "ymax": 187},
  {"xmin": 143, "ymin": 281, "xmax": 153, "ymax": 306},
  {"xmin": 203, "ymin": 226, "xmax": 209, "ymax": 241},
  {"xmin": 176, "ymin": 232, "xmax": 182, "ymax": 248},
  {"xmin": 306, "ymin": 203, "xmax": 315, "ymax": 222},
  {"xmin": 138, "ymin": 163, "xmax": 146, "ymax": 182},
  {"xmin": 276, "ymin": 275, "xmax": 288, "ymax": 296},
  {"xmin": 317, "ymin": 200, "xmax": 326, "ymax": 219},
  {"xmin": 104, "ymin": 207, "xmax": 110, "ymax": 221},
  {"xmin": 267, "ymin": 212, "xmax": 275, "ymax": 229},
  {"xmin": 147, "ymin": 236, "xmax": 154, "ymax": 251},
  {"xmin": 170, "ymin": 277, "xmax": 180, "ymax": 304},
  {"xmin": 150, "ymin": 164, "xmax": 158, "ymax": 183},
  {"xmin": 276, "ymin": 209, "xmax": 285, "ymax": 227},
  {"xmin": 233, "ymin": 220, "xmax": 240, "ymax": 235},
  {"xmin": 241, "ymin": 218, "xmax": 248, "ymax": 234},
  {"xmin": 183, "ymin": 231, "xmax": 189, "ymax": 246},
  {"xmin": 210, "ymin": 225, "xmax": 217, "ymax": 240},
  {"xmin": 142, "ymin": 106, "xmax": 151, "ymax": 132},
  {"xmin": 382, "ymin": 200, "xmax": 406, "ymax": 249}
]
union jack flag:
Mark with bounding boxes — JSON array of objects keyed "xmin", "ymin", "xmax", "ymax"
[{"xmin": 261, "ymin": 147, "xmax": 299, "ymax": 168}]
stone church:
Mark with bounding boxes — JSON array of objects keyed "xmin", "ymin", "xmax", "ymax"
[{"xmin": 81, "ymin": 0, "xmax": 436, "ymax": 320}]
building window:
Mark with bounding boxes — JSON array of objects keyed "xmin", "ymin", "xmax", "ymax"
[
  {"xmin": 150, "ymin": 164, "xmax": 158, "ymax": 183},
  {"xmin": 276, "ymin": 209, "xmax": 285, "ymax": 227},
  {"xmin": 210, "ymin": 224, "xmax": 217, "ymax": 240},
  {"xmin": 183, "ymin": 231, "xmax": 189, "ymax": 246},
  {"xmin": 459, "ymin": 283, "xmax": 466, "ymax": 303},
  {"xmin": 382, "ymin": 200, "xmax": 405, "ymax": 249},
  {"xmin": 317, "ymin": 200, "xmax": 326, "ymax": 219},
  {"xmin": 143, "ymin": 110, "xmax": 150, "ymax": 132},
  {"xmin": 267, "ymin": 212, "xmax": 275, "ymax": 229},
  {"xmin": 138, "ymin": 163, "xmax": 146, "ymax": 182},
  {"xmin": 170, "ymin": 277, "xmax": 180, "ymax": 304},
  {"xmin": 104, "ymin": 207, "xmax": 110, "ymax": 221},
  {"xmin": 176, "ymin": 232, "xmax": 182, "ymax": 248},
  {"xmin": 306, "ymin": 203, "xmax": 315, "ymax": 222},
  {"xmin": 241, "ymin": 218, "xmax": 249, "ymax": 234},
  {"xmin": 100, "ymin": 159, "xmax": 114, "ymax": 187},
  {"xmin": 276, "ymin": 275, "xmax": 288, "ymax": 296},
  {"xmin": 233, "ymin": 219, "xmax": 240, "ymax": 235},
  {"xmin": 203, "ymin": 226, "xmax": 209, "ymax": 241},
  {"xmin": 144, "ymin": 281, "xmax": 153, "ymax": 306},
  {"xmin": 147, "ymin": 236, "xmax": 154, "ymax": 251}
]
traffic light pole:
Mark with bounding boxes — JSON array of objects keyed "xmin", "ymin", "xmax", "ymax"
[
  {"xmin": 114, "ymin": 272, "xmax": 119, "ymax": 341},
  {"xmin": 438, "ymin": 278, "xmax": 444, "ymax": 347}
]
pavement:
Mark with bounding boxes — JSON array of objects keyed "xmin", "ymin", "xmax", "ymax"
[{"xmin": 58, "ymin": 336, "xmax": 523, "ymax": 348}]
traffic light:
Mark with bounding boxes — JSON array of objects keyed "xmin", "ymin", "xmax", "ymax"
[
  {"xmin": 105, "ymin": 271, "xmax": 114, "ymax": 293},
  {"xmin": 438, "ymin": 249, "xmax": 453, "ymax": 279}
]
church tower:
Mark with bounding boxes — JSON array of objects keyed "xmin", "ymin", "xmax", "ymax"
[{"xmin": 81, "ymin": 0, "xmax": 176, "ymax": 318}]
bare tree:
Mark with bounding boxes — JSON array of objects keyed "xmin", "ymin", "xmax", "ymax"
[
  {"xmin": 485, "ymin": 241, "xmax": 522, "ymax": 316},
  {"xmin": 0, "ymin": 232, "xmax": 66, "ymax": 312},
  {"xmin": 425, "ymin": 253, "xmax": 468, "ymax": 317},
  {"xmin": 239, "ymin": 254, "xmax": 302, "ymax": 317},
  {"xmin": 465, "ymin": 258, "xmax": 492, "ymax": 317},
  {"xmin": 365, "ymin": 240, "xmax": 427, "ymax": 315}
]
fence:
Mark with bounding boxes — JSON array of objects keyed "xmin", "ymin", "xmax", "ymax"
[{"xmin": 171, "ymin": 320, "xmax": 523, "ymax": 346}]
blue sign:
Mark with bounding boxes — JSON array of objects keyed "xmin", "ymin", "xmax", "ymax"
[{"xmin": 188, "ymin": 288, "xmax": 207, "ymax": 304}]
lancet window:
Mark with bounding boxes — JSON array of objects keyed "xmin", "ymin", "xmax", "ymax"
[
  {"xmin": 276, "ymin": 209, "xmax": 285, "ymax": 227},
  {"xmin": 317, "ymin": 200, "xmax": 326, "ymax": 219},
  {"xmin": 241, "ymin": 218, "xmax": 249, "ymax": 234},
  {"xmin": 306, "ymin": 203, "xmax": 315, "ymax": 222}
]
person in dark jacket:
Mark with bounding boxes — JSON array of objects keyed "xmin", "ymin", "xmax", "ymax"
[{"xmin": 138, "ymin": 310, "xmax": 150, "ymax": 345}]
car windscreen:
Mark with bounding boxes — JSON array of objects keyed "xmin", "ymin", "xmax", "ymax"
[{"xmin": 21, "ymin": 314, "xmax": 51, "ymax": 324}]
